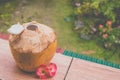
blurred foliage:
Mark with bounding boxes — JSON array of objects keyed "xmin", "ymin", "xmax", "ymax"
[
  {"xmin": 98, "ymin": 21, "xmax": 120, "ymax": 50},
  {"xmin": 0, "ymin": 0, "xmax": 18, "ymax": 32},
  {"xmin": 108, "ymin": 28, "xmax": 120, "ymax": 45},
  {"xmin": 72, "ymin": 0, "xmax": 120, "ymax": 52},
  {"xmin": 74, "ymin": 0, "xmax": 120, "ymax": 26}
]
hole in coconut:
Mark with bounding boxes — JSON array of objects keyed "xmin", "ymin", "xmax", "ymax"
[{"xmin": 27, "ymin": 25, "xmax": 38, "ymax": 31}]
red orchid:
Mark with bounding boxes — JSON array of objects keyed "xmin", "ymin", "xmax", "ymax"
[
  {"xmin": 36, "ymin": 64, "xmax": 49, "ymax": 79},
  {"xmin": 47, "ymin": 63, "xmax": 57, "ymax": 77},
  {"xmin": 36, "ymin": 63, "xmax": 57, "ymax": 79}
]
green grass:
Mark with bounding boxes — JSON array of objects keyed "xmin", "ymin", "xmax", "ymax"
[{"xmin": 0, "ymin": 0, "xmax": 120, "ymax": 64}]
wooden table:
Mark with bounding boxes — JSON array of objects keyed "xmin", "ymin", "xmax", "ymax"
[{"xmin": 0, "ymin": 39, "xmax": 120, "ymax": 80}]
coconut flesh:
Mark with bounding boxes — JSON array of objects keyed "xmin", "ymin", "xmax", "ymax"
[{"xmin": 8, "ymin": 22, "xmax": 56, "ymax": 54}]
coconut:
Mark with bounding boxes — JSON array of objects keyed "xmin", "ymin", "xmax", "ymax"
[{"xmin": 8, "ymin": 21, "xmax": 57, "ymax": 72}]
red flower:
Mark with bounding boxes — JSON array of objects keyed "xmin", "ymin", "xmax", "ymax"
[
  {"xmin": 47, "ymin": 63, "xmax": 57, "ymax": 77},
  {"xmin": 36, "ymin": 65, "xmax": 49, "ymax": 79},
  {"xmin": 36, "ymin": 63, "xmax": 57, "ymax": 79},
  {"xmin": 99, "ymin": 24, "xmax": 103, "ymax": 29},
  {"xmin": 102, "ymin": 34, "xmax": 108, "ymax": 39},
  {"xmin": 107, "ymin": 20, "xmax": 112, "ymax": 26}
]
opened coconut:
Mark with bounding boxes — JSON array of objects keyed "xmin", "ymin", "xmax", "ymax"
[{"xmin": 8, "ymin": 21, "xmax": 57, "ymax": 72}]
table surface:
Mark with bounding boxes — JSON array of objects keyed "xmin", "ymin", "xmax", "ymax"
[{"xmin": 0, "ymin": 39, "xmax": 120, "ymax": 80}]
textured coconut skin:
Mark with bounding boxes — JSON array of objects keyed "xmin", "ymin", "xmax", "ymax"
[{"xmin": 9, "ymin": 40, "xmax": 57, "ymax": 72}]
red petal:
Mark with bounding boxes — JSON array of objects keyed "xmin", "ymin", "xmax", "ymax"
[
  {"xmin": 36, "ymin": 64, "xmax": 49, "ymax": 79},
  {"xmin": 47, "ymin": 63, "xmax": 57, "ymax": 77}
]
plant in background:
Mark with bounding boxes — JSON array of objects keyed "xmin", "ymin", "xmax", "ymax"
[
  {"xmin": 98, "ymin": 20, "xmax": 120, "ymax": 51},
  {"xmin": 0, "ymin": 2, "xmax": 14, "ymax": 21},
  {"xmin": 73, "ymin": 0, "xmax": 120, "ymax": 36},
  {"xmin": 108, "ymin": 28, "xmax": 120, "ymax": 46},
  {"xmin": 72, "ymin": 0, "xmax": 120, "ymax": 51},
  {"xmin": 0, "ymin": 1, "xmax": 18, "ymax": 33},
  {"xmin": 74, "ymin": 0, "xmax": 120, "ymax": 24}
]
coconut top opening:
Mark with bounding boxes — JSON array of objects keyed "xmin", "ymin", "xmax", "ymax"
[
  {"xmin": 27, "ymin": 25, "xmax": 38, "ymax": 31},
  {"xmin": 9, "ymin": 22, "xmax": 56, "ymax": 54}
]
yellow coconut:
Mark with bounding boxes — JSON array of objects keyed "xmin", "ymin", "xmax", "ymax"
[{"xmin": 9, "ymin": 21, "xmax": 57, "ymax": 72}]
